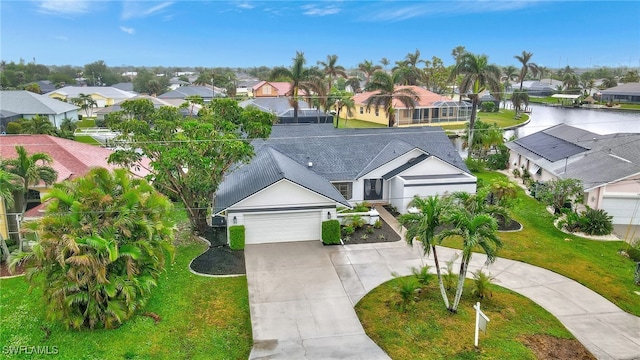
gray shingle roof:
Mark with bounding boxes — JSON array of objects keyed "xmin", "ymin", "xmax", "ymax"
[
  {"xmin": 214, "ymin": 146, "xmax": 350, "ymax": 213},
  {"xmin": 600, "ymin": 82, "xmax": 640, "ymax": 95},
  {"xmin": 0, "ymin": 90, "xmax": 79, "ymax": 115},
  {"xmin": 158, "ymin": 86, "xmax": 219, "ymax": 99},
  {"xmin": 239, "ymin": 97, "xmax": 311, "ymax": 116}
]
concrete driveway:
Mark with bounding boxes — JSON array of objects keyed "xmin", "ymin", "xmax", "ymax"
[{"xmin": 245, "ymin": 241, "xmax": 389, "ymax": 359}]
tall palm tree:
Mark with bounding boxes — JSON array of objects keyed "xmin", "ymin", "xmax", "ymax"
[
  {"xmin": 501, "ymin": 65, "xmax": 518, "ymax": 92},
  {"xmin": 270, "ymin": 52, "xmax": 323, "ymax": 123},
  {"xmin": 514, "ymin": 51, "xmax": 539, "ymax": 91},
  {"xmin": 563, "ymin": 73, "xmax": 579, "ymax": 90},
  {"xmin": 0, "ymin": 168, "xmax": 22, "ymax": 209},
  {"xmin": 318, "ymin": 54, "xmax": 347, "ymax": 93},
  {"xmin": 2, "ymin": 146, "xmax": 57, "ymax": 210},
  {"xmin": 511, "ymin": 90, "xmax": 530, "ymax": 116},
  {"xmin": 398, "ymin": 195, "xmax": 451, "ymax": 310},
  {"xmin": 345, "ymin": 77, "xmax": 361, "ymax": 93},
  {"xmin": 380, "ymin": 57, "xmax": 390, "ymax": 70},
  {"xmin": 452, "ymin": 53, "xmax": 502, "ymax": 153},
  {"xmin": 332, "ymin": 96, "xmax": 355, "ymax": 128},
  {"xmin": 20, "ymin": 115, "xmax": 56, "ymax": 134},
  {"xmin": 364, "ymin": 71, "xmax": 419, "ymax": 127},
  {"xmin": 357, "ymin": 60, "xmax": 382, "ymax": 86},
  {"xmin": 437, "ymin": 204, "xmax": 502, "ymax": 312}
]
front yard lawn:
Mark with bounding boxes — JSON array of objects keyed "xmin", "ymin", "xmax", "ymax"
[
  {"xmin": 440, "ymin": 171, "xmax": 640, "ymax": 316},
  {"xmin": 357, "ymin": 277, "xmax": 594, "ymax": 359},
  {"xmin": 0, "ymin": 240, "xmax": 252, "ymax": 359}
]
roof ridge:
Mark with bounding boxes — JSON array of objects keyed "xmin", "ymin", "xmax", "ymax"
[{"xmin": 356, "ymin": 139, "xmax": 416, "ymax": 178}]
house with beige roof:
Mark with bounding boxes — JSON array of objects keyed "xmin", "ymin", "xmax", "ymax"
[
  {"xmin": 345, "ymin": 86, "xmax": 472, "ymax": 127},
  {"xmin": 46, "ymin": 86, "xmax": 137, "ymax": 108}
]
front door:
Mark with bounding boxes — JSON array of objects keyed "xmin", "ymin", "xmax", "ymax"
[{"xmin": 364, "ymin": 178, "xmax": 383, "ymax": 200}]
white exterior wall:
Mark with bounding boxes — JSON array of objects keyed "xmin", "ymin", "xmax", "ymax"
[{"xmin": 389, "ymin": 177, "xmax": 406, "ymax": 211}]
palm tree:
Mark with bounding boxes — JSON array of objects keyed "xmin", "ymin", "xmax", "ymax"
[
  {"xmin": 600, "ymin": 77, "xmax": 618, "ymax": 89},
  {"xmin": 511, "ymin": 90, "xmax": 529, "ymax": 115},
  {"xmin": 20, "ymin": 115, "xmax": 56, "ymax": 134},
  {"xmin": 514, "ymin": 51, "xmax": 539, "ymax": 91},
  {"xmin": 270, "ymin": 52, "xmax": 323, "ymax": 123},
  {"xmin": 345, "ymin": 77, "xmax": 362, "ymax": 93},
  {"xmin": 0, "ymin": 168, "xmax": 22, "ymax": 210},
  {"xmin": 318, "ymin": 54, "xmax": 347, "ymax": 93},
  {"xmin": 398, "ymin": 196, "xmax": 451, "ymax": 310},
  {"xmin": 380, "ymin": 57, "xmax": 390, "ymax": 70},
  {"xmin": 2, "ymin": 146, "xmax": 57, "ymax": 210},
  {"xmin": 452, "ymin": 53, "xmax": 502, "ymax": 153},
  {"xmin": 12, "ymin": 168, "xmax": 175, "ymax": 329},
  {"xmin": 437, "ymin": 206, "xmax": 502, "ymax": 312},
  {"xmin": 363, "ymin": 71, "xmax": 419, "ymax": 127},
  {"xmin": 501, "ymin": 65, "xmax": 518, "ymax": 92},
  {"xmin": 563, "ymin": 73, "xmax": 579, "ymax": 91},
  {"xmin": 357, "ymin": 60, "xmax": 382, "ymax": 86},
  {"xmin": 333, "ymin": 96, "xmax": 355, "ymax": 128}
]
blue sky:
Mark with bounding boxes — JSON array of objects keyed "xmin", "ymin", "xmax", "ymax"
[{"xmin": 1, "ymin": 0, "xmax": 639, "ymax": 69}]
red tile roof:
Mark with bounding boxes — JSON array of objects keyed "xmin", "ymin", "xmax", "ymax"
[
  {"xmin": 0, "ymin": 135, "xmax": 149, "ymax": 184},
  {"xmin": 352, "ymin": 86, "xmax": 453, "ymax": 108}
]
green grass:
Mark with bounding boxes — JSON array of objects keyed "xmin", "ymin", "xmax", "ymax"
[
  {"xmin": 75, "ymin": 118, "xmax": 96, "ymax": 128},
  {"xmin": 356, "ymin": 277, "xmax": 578, "ymax": 359},
  {"xmin": 0, "ymin": 241, "xmax": 252, "ymax": 359},
  {"xmin": 334, "ymin": 118, "xmax": 386, "ymax": 128},
  {"xmin": 73, "ymin": 135, "xmax": 102, "ymax": 145},
  {"xmin": 441, "ymin": 171, "xmax": 640, "ymax": 316}
]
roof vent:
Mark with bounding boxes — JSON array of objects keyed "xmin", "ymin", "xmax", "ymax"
[{"xmin": 308, "ymin": 161, "xmax": 313, "ymax": 167}]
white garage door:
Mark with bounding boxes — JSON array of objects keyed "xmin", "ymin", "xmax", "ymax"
[
  {"xmin": 601, "ymin": 196, "xmax": 640, "ymax": 225},
  {"xmin": 244, "ymin": 211, "xmax": 322, "ymax": 244}
]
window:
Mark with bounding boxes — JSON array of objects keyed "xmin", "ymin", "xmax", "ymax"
[
  {"xmin": 359, "ymin": 107, "xmax": 363, "ymax": 114},
  {"xmin": 449, "ymin": 107, "xmax": 454, "ymax": 116},
  {"xmin": 375, "ymin": 109, "xmax": 379, "ymax": 116},
  {"xmin": 333, "ymin": 182, "xmax": 352, "ymax": 200}
]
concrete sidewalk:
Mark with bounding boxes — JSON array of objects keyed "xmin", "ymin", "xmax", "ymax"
[{"xmin": 326, "ymin": 205, "xmax": 640, "ymax": 360}]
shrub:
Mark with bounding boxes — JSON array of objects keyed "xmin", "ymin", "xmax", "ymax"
[
  {"xmin": 229, "ymin": 225, "xmax": 245, "ymax": 250},
  {"xmin": 342, "ymin": 225, "xmax": 355, "ymax": 236},
  {"xmin": 580, "ymin": 208, "xmax": 613, "ymax": 235},
  {"xmin": 378, "ymin": 234, "xmax": 386, "ymax": 241},
  {"xmin": 486, "ymin": 144, "xmax": 510, "ymax": 170},
  {"xmin": 347, "ymin": 214, "xmax": 366, "ymax": 229},
  {"xmin": 6, "ymin": 122, "xmax": 21, "ymax": 134},
  {"xmin": 366, "ymin": 226, "xmax": 374, "ymax": 234},
  {"xmin": 393, "ymin": 274, "xmax": 421, "ymax": 312},
  {"xmin": 322, "ymin": 220, "xmax": 341, "ymax": 245},
  {"xmin": 464, "ymin": 157, "xmax": 486, "ymax": 172},
  {"xmin": 471, "ymin": 270, "xmax": 494, "ymax": 299},
  {"xmin": 558, "ymin": 210, "xmax": 582, "ymax": 233},
  {"xmin": 480, "ymin": 101, "xmax": 495, "ymax": 112},
  {"xmin": 360, "ymin": 234, "xmax": 368, "ymax": 240},
  {"xmin": 373, "ymin": 219, "xmax": 382, "ymax": 229},
  {"xmin": 352, "ymin": 202, "xmax": 370, "ymax": 212},
  {"xmin": 512, "ymin": 168, "xmax": 521, "ymax": 178},
  {"xmin": 443, "ymin": 254, "xmax": 459, "ymax": 290}
]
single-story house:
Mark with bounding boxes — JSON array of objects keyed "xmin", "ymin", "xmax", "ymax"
[
  {"xmin": 94, "ymin": 94, "xmax": 201, "ymax": 121},
  {"xmin": 213, "ymin": 124, "xmax": 476, "ymax": 244},
  {"xmin": 157, "ymin": 85, "xmax": 224, "ymax": 102},
  {"xmin": 0, "ymin": 90, "xmax": 80, "ymax": 132},
  {"xmin": 600, "ymin": 82, "xmax": 640, "ymax": 103},
  {"xmin": 0, "ymin": 134, "xmax": 149, "ymax": 244},
  {"xmin": 112, "ymin": 82, "xmax": 135, "ymax": 92},
  {"xmin": 347, "ymin": 86, "xmax": 472, "ymax": 127},
  {"xmin": 252, "ymin": 81, "xmax": 293, "ymax": 97},
  {"xmin": 520, "ymin": 80, "xmax": 563, "ymax": 96},
  {"xmin": 46, "ymin": 86, "xmax": 137, "ymax": 109},
  {"xmin": 506, "ymin": 124, "xmax": 640, "ymax": 225},
  {"xmin": 239, "ymin": 97, "xmax": 332, "ymax": 124}
]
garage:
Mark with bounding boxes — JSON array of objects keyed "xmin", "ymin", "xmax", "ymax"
[
  {"xmin": 601, "ymin": 195, "xmax": 640, "ymax": 225},
  {"xmin": 243, "ymin": 210, "xmax": 322, "ymax": 244}
]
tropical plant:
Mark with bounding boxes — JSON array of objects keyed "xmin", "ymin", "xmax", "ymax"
[
  {"xmin": 579, "ymin": 208, "xmax": 613, "ymax": 235},
  {"xmin": 537, "ymin": 178, "xmax": 583, "ymax": 213},
  {"xmin": 1, "ymin": 146, "xmax": 57, "ymax": 210},
  {"xmin": 398, "ymin": 196, "xmax": 451, "ymax": 309},
  {"xmin": 270, "ymin": 52, "xmax": 323, "ymax": 123},
  {"xmin": 347, "ymin": 214, "xmax": 366, "ymax": 229},
  {"xmin": 363, "ymin": 71, "xmax": 419, "ymax": 127},
  {"xmin": 511, "ymin": 90, "xmax": 529, "ymax": 115},
  {"xmin": 437, "ymin": 208, "xmax": 502, "ymax": 312},
  {"xmin": 318, "ymin": 54, "xmax": 347, "ymax": 93},
  {"xmin": 471, "ymin": 269, "xmax": 494, "ymax": 299},
  {"xmin": 411, "ymin": 265, "xmax": 432, "ymax": 287},
  {"xmin": 59, "ymin": 117, "xmax": 77, "ymax": 132},
  {"xmin": 442, "ymin": 253, "xmax": 458, "ymax": 291},
  {"xmin": 19, "ymin": 115, "xmax": 56, "ymax": 135},
  {"xmin": 392, "ymin": 273, "xmax": 421, "ymax": 312},
  {"xmin": 452, "ymin": 53, "xmax": 502, "ymax": 155},
  {"xmin": 357, "ymin": 60, "xmax": 382, "ymax": 86},
  {"xmin": 514, "ymin": 51, "xmax": 539, "ymax": 91},
  {"xmin": 600, "ymin": 77, "xmax": 618, "ymax": 89},
  {"xmin": 10, "ymin": 168, "xmax": 175, "ymax": 329}
]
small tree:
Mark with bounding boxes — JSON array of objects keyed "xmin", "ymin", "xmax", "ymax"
[
  {"xmin": 11, "ymin": 168, "xmax": 175, "ymax": 329},
  {"xmin": 538, "ymin": 178, "xmax": 583, "ymax": 213}
]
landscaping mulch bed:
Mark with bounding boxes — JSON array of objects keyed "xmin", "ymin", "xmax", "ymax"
[
  {"xmin": 0, "ymin": 261, "xmax": 24, "ymax": 278},
  {"xmin": 342, "ymin": 219, "xmax": 401, "ymax": 245},
  {"xmin": 189, "ymin": 228, "xmax": 246, "ymax": 276},
  {"xmin": 496, "ymin": 214, "xmax": 523, "ymax": 232}
]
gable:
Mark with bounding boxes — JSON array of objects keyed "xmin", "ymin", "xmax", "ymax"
[
  {"xmin": 397, "ymin": 156, "xmax": 469, "ymax": 177},
  {"xmin": 358, "ymin": 148, "xmax": 427, "ymax": 179},
  {"xmin": 229, "ymin": 179, "xmax": 337, "ymax": 211}
]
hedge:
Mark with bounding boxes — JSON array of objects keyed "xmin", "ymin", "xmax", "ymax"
[
  {"xmin": 229, "ymin": 225, "xmax": 245, "ymax": 250},
  {"xmin": 322, "ymin": 220, "xmax": 341, "ymax": 245}
]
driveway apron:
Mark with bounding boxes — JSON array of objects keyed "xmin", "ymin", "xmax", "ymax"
[{"xmin": 245, "ymin": 241, "xmax": 389, "ymax": 359}]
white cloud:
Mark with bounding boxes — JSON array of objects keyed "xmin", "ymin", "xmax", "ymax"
[
  {"xmin": 235, "ymin": 2, "xmax": 255, "ymax": 10},
  {"xmin": 301, "ymin": 4, "xmax": 342, "ymax": 16},
  {"xmin": 120, "ymin": 26, "xmax": 135, "ymax": 34},
  {"xmin": 37, "ymin": 0, "xmax": 91, "ymax": 15},
  {"xmin": 121, "ymin": 1, "xmax": 174, "ymax": 20}
]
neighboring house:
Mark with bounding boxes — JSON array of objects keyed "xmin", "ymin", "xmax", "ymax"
[
  {"xmin": 237, "ymin": 79, "xmax": 261, "ymax": 98},
  {"xmin": 239, "ymin": 97, "xmax": 332, "ymax": 124},
  {"xmin": 157, "ymin": 85, "xmax": 224, "ymax": 103},
  {"xmin": 601, "ymin": 83, "xmax": 640, "ymax": 103},
  {"xmin": 347, "ymin": 86, "xmax": 471, "ymax": 127},
  {"xmin": 506, "ymin": 124, "xmax": 640, "ymax": 226},
  {"xmin": 168, "ymin": 77, "xmax": 189, "ymax": 90},
  {"xmin": 112, "ymin": 82, "xmax": 135, "ymax": 92},
  {"xmin": 214, "ymin": 124, "xmax": 476, "ymax": 244},
  {"xmin": 94, "ymin": 94, "xmax": 200, "ymax": 121},
  {"xmin": 46, "ymin": 86, "xmax": 137, "ymax": 108},
  {"xmin": 0, "ymin": 90, "xmax": 80, "ymax": 132},
  {"xmin": 35, "ymin": 80, "xmax": 57, "ymax": 94},
  {"xmin": 520, "ymin": 80, "xmax": 563, "ymax": 96},
  {"xmin": 252, "ymin": 81, "xmax": 292, "ymax": 97},
  {"xmin": 0, "ymin": 134, "xmax": 149, "ymax": 244}
]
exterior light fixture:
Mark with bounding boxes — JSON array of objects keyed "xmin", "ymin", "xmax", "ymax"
[{"xmin": 233, "ymin": 216, "xmax": 237, "ymax": 225}]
